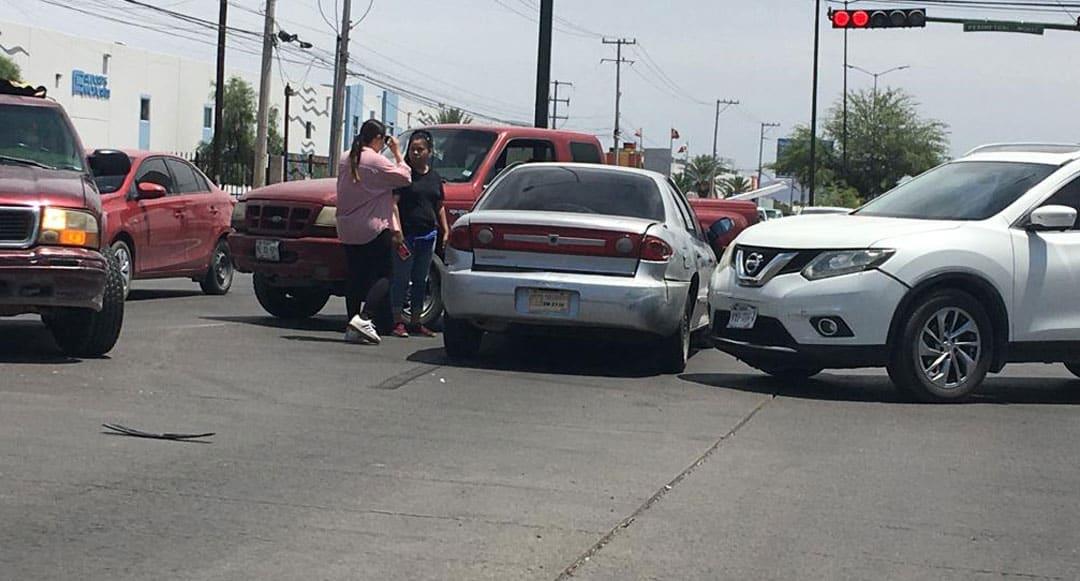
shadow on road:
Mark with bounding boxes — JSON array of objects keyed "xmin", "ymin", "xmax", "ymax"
[
  {"xmin": 408, "ymin": 335, "xmax": 693, "ymax": 379},
  {"xmin": 203, "ymin": 315, "xmax": 345, "ymax": 333},
  {"xmin": 681, "ymin": 372, "xmax": 1080, "ymax": 405},
  {"xmin": 128, "ymin": 289, "xmax": 205, "ymax": 301},
  {"xmin": 0, "ymin": 320, "xmax": 80, "ymax": 365}
]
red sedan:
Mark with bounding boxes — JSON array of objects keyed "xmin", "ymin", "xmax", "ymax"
[{"xmin": 94, "ymin": 150, "xmax": 235, "ymax": 298}]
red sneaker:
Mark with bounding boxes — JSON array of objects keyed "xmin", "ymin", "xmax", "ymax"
[
  {"xmin": 414, "ymin": 325, "xmax": 437, "ymax": 338},
  {"xmin": 391, "ymin": 322, "xmax": 410, "ymax": 338}
]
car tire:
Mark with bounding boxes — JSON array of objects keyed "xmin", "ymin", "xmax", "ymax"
[
  {"xmin": 403, "ymin": 264, "xmax": 444, "ymax": 331},
  {"xmin": 199, "ymin": 239, "xmax": 234, "ymax": 296},
  {"xmin": 45, "ymin": 247, "xmax": 125, "ymax": 358},
  {"xmin": 253, "ymin": 273, "xmax": 329, "ymax": 319},
  {"xmin": 887, "ymin": 289, "xmax": 993, "ymax": 403},
  {"xmin": 749, "ymin": 362, "xmax": 823, "ymax": 380},
  {"xmin": 657, "ymin": 302, "xmax": 691, "ymax": 374},
  {"xmin": 443, "ymin": 314, "xmax": 482, "ymax": 359},
  {"xmin": 111, "ymin": 239, "xmax": 133, "ymax": 300}
]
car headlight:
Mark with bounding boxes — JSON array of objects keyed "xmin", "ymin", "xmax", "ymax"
[
  {"xmin": 314, "ymin": 205, "xmax": 337, "ymax": 227},
  {"xmin": 231, "ymin": 202, "xmax": 247, "ymax": 230},
  {"xmin": 38, "ymin": 207, "xmax": 100, "ymax": 249},
  {"xmin": 802, "ymin": 249, "xmax": 895, "ymax": 281},
  {"xmin": 718, "ymin": 244, "xmax": 736, "ymax": 270}
]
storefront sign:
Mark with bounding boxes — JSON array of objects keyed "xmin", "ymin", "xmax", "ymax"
[{"xmin": 72, "ymin": 70, "xmax": 110, "ymax": 99}]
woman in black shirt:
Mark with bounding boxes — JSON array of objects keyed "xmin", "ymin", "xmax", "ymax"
[{"xmin": 390, "ymin": 130, "xmax": 449, "ymax": 337}]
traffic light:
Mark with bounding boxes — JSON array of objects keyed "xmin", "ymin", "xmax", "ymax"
[{"xmin": 831, "ymin": 8, "xmax": 927, "ymax": 29}]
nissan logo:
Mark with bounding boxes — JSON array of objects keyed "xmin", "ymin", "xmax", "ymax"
[{"xmin": 744, "ymin": 252, "xmax": 765, "ymax": 274}]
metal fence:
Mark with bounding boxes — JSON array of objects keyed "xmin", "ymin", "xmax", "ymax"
[{"xmin": 170, "ymin": 151, "xmax": 334, "ymax": 200}]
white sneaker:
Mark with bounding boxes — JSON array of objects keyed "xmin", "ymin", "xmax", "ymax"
[{"xmin": 347, "ymin": 315, "xmax": 381, "ymax": 345}]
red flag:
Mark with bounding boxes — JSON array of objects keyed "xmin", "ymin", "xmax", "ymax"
[
  {"xmin": 671, "ymin": 128, "xmax": 680, "ymax": 140},
  {"xmin": 633, "ymin": 128, "xmax": 642, "ymax": 138},
  {"xmin": 677, "ymin": 145, "xmax": 688, "ymax": 154}
]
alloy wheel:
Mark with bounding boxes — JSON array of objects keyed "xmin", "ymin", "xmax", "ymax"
[{"xmin": 916, "ymin": 306, "xmax": 981, "ymax": 390}]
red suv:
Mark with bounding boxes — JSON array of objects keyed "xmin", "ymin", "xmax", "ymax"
[
  {"xmin": 0, "ymin": 82, "xmax": 126, "ymax": 356},
  {"xmin": 93, "ymin": 151, "xmax": 235, "ymax": 298}
]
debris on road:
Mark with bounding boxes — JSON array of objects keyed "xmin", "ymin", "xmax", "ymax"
[{"xmin": 102, "ymin": 423, "xmax": 215, "ymax": 442}]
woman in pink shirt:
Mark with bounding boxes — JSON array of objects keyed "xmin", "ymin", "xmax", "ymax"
[{"xmin": 337, "ymin": 119, "xmax": 411, "ymax": 344}]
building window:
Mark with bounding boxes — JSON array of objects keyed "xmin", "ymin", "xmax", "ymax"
[
  {"xmin": 140, "ymin": 97, "xmax": 150, "ymax": 122},
  {"xmin": 102, "ymin": 54, "xmax": 110, "ymax": 76},
  {"xmin": 305, "ymin": 122, "xmax": 312, "ymax": 140},
  {"xmin": 352, "ymin": 116, "xmax": 359, "ymax": 135},
  {"xmin": 203, "ymin": 106, "xmax": 213, "ymax": 130}
]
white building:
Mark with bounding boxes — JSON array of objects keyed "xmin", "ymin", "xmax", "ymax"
[{"xmin": 0, "ymin": 20, "xmax": 427, "ymax": 166}]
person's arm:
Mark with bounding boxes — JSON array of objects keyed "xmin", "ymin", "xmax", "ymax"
[
  {"xmin": 391, "ymin": 202, "xmax": 404, "ymax": 247},
  {"xmin": 385, "ymin": 136, "xmax": 412, "ymax": 188},
  {"xmin": 437, "ymin": 182, "xmax": 450, "ymax": 245}
]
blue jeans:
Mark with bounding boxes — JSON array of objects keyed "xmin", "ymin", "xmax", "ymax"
[{"xmin": 391, "ymin": 234, "xmax": 436, "ymax": 321}]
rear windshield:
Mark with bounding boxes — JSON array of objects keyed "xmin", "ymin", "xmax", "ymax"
[
  {"xmin": 0, "ymin": 104, "xmax": 84, "ymax": 172},
  {"xmin": 855, "ymin": 161, "xmax": 1057, "ymax": 221},
  {"xmin": 477, "ymin": 165, "xmax": 665, "ymax": 221}
]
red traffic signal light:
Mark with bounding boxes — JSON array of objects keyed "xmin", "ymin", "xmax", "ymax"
[{"xmin": 831, "ymin": 8, "xmax": 925, "ymax": 29}]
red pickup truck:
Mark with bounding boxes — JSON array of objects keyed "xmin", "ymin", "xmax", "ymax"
[{"xmin": 230, "ymin": 125, "xmax": 758, "ymax": 326}]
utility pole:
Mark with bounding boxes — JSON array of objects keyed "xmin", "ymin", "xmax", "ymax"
[
  {"xmin": 601, "ymin": 37, "xmax": 636, "ymax": 167},
  {"xmin": 708, "ymin": 99, "xmax": 738, "ymax": 198},
  {"xmin": 211, "ymin": 0, "xmax": 227, "ymax": 183},
  {"xmin": 283, "ymin": 84, "xmax": 293, "ymax": 182},
  {"xmin": 757, "ymin": 122, "xmax": 780, "ymax": 187},
  {"xmin": 534, "ymin": 0, "xmax": 553, "ymax": 128},
  {"xmin": 328, "ymin": 0, "xmax": 353, "ymax": 177},
  {"xmin": 809, "ymin": 0, "xmax": 822, "ymax": 206},
  {"xmin": 253, "ymin": 0, "xmax": 276, "ymax": 188},
  {"xmin": 550, "ymin": 80, "xmax": 571, "ymax": 128}
]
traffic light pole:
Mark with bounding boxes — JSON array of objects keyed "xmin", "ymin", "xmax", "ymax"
[
  {"xmin": 808, "ymin": 0, "xmax": 822, "ymax": 207},
  {"xmin": 534, "ymin": 0, "xmax": 553, "ymax": 128},
  {"xmin": 842, "ymin": 1, "xmax": 849, "ymax": 180}
]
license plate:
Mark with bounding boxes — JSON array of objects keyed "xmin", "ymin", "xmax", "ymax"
[
  {"xmin": 528, "ymin": 289, "xmax": 571, "ymax": 314},
  {"xmin": 727, "ymin": 304, "xmax": 758, "ymax": 329},
  {"xmin": 255, "ymin": 239, "xmax": 281, "ymax": 262}
]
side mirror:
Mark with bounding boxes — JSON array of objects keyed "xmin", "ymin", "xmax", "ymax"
[
  {"xmin": 88, "ymin": 149, "xmax": 131, "ymax": 178},
  {"xmin": 136, "ymin": 181, "xmax": 168, "ymax": 200},
  {"xmin": 1028, "ymin": 205, "xmax": 1077, "ymax": 232}
]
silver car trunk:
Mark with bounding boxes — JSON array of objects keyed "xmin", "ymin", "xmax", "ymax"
[{"xmin": 467, "ymin": 210, "xmax": 656, "ymax": 277}]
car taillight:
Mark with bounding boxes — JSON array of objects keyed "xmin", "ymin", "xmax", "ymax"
[
  {"xmin": 449, "ymin": 226, "xmax": 472, "ymax": 251},
  {"xmin": 640, "ymin": 235, "xmax": 673, "ymax": 262}
]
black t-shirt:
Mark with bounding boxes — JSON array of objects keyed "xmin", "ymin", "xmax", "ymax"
[{"xmin": 395, "ymin": 168, "xmax": 444, "ymax": 236}]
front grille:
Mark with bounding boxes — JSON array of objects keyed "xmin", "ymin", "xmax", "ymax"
[
  {"xmin": 245, "ymin": 203, "xmax": 315, "ymax": 237},
  {"xmin": 0, "ymin": 207, "xmax": 35, "ymax": 246},
  {"xmin": 735, "ymin": 245, "xmax": 823, "ymax": 283},
  {"xmin": 713, "ymin": 310, "xmax": 797, "ymax": 349}
]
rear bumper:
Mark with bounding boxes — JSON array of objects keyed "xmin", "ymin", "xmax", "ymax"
[
  {"xmin": 0, "ymin": 247, "xmax": 107, "ymax": 313},
  {"xmin": 442, "ymin": 268, "xmax": 690, "ymax": 336},
  {"xmin": 229, "ymin": 232, "xmax": 347, "ymax": 284}
]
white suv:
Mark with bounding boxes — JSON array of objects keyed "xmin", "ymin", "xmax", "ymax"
[{"xmin": 709, "ymin": 143, "xmax": 1080, "ymax": 402}]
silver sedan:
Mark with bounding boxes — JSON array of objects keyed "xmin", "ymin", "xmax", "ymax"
[{"xmin": 440, "ymin": 163, "xmax": 716, "ymax": 373}]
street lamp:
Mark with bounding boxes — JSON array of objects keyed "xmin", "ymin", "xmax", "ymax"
[{"xmin": 846, "ymin": 64, "xmax": 910, "ymax": 94}]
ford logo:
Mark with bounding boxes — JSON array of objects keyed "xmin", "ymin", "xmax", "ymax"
[
  {"xmin": 269, "ymin": 215, "xmax": 285, "ymax": 224},
  {"xmin": 745, "ymin": 252, "xmax": 765, "ymax": 274}
]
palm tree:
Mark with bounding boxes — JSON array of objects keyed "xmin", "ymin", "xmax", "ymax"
[
  {"xmin": 417, "ymin": 107, "xmax": 473, "ymax": 126},
  {"xmin": 682, "ymin": 155, "xmax": 730, "ymax": 198},
  {"xmin": 719, "ymin": 176, "xmax": 753, "ymax": 197}
]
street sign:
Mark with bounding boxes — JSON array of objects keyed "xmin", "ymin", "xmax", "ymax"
[{"xmin": 963, "ymin": 21, "xmax": 1044, "ymax": 35}]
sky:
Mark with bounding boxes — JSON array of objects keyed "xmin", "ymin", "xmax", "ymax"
[{"xmin": 3, "ymin": 0, "xmax": 1080, "ymax": 174}]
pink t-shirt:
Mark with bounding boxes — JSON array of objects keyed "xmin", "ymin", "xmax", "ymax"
[{"xmin": 335, "ymin": 148, "xmax": 412, "ymax": 245}]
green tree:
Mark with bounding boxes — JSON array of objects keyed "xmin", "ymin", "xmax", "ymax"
[
  {"xmin": 678, "ymin": 155, "xmax": 732, "ymax": 198},
  {"xmin": 825, "ymin": 88, "xmax": 948, "ymax": 198},
  {"xmin": 197, "ymin": 77, "xmax": 257, "ymax": 185},
  {"xmin": 417, "ymin": 107, "xmax": 473, "ymax": 126},
  {"xmin": 0, "ymin": 54, "xmax": 20, "ymax": 81},
  {"xmin": 772, "ymin": 87, "xmax": 948, "ymax": 202},
  {"xmin": 816, "ymin": 184, "xmax": 862, "ymax": 208},
  {"xmin": 719, "ymin": 175, "xmax": 753, "ymax": 197},
  {"xmin": 672, "ymin": 170, "xmax": 694, "ymax": 194}
]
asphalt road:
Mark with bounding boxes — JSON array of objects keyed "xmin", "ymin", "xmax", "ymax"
[{"xmin": 2, "ymin": 275, "xmax": 1079, "ymax": 580}]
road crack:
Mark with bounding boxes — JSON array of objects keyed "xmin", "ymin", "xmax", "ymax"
[
  {"xmin": 556, "ymin": 394, "xmax": 775, "ymax": 579},
  {"xmin": 371, "ymin": 364, "xmax": 440, "ymax": 390}
]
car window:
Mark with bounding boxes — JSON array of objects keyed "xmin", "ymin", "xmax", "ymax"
[
  {"xmin": 486, "ymin": 139, "xmax": 556, "ymax": 185},
  {"xmin": 135, "ymin": 158, "xmax": 174, "ymax": 193},
  {"xmin": 399, "ymin": 128, "xmax": 497, "ymax": 184},
  {"xmin": 570, "ymin": 142, "xmax": 603, "ymax": 164},
  {"xmin": 1041, "ymin": 176, "xmax": 1080, "ymax": 230},
  {"xmin": 165, "ymin": 159, "xmax": 204, "ymax": 194},
  {"xmin": 667, "ymin": 178, "xmax": 701, "ymax": 236},
  {"xmin": 478, "ymin": 165, "xmax": 665, "ymax": 221}
]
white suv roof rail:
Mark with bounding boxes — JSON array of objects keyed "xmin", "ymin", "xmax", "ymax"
[{"xmin": 964, "ymin": 143, "xmax": 1080, "ymax": 156}]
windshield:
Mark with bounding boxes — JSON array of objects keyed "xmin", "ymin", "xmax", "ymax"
[
  {"xmin": 855, "ymin": 161, "xmax": 1057, "ymax": 221},
  {"xmin": 477, "ymin": 165, "xmax": 665, "ymax": 221},
  {"xmin": 399, "ymin": 128, "xmax": 496, "ymax": 183},
  {"xmin": 0, "ymin": 104, "xmax": 84, "ymax": 172}
]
